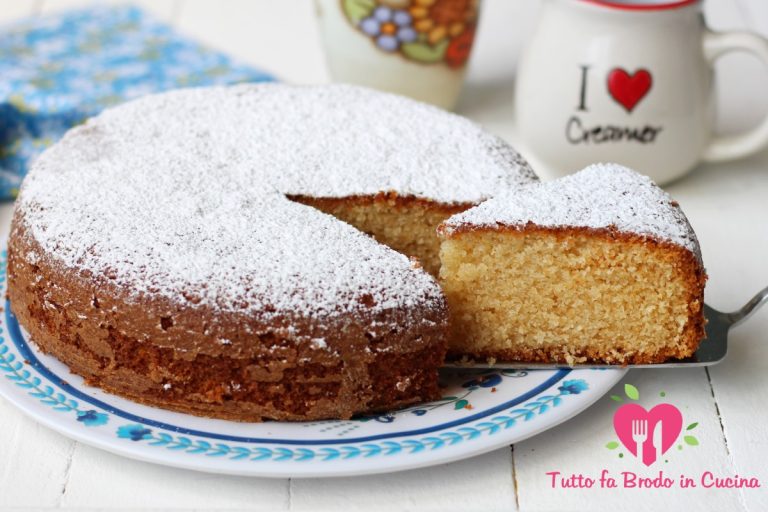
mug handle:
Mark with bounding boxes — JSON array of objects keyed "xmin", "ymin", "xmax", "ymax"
[{"xmin": 702, "ymin": 30, "xmax": 768, "ymax": 162}]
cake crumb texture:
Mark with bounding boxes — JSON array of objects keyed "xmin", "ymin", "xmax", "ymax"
[
  {"xmin": 294, "ymin": 194, "xmax": 470, "ymax": 277},
  {"xmin": 439, "ymin": 228, "xmax": 706, "ymax": 364}
]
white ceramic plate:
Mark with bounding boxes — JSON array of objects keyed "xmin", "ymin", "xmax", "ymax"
[{"xmin": 0, "ymin": 252, "xmax": 626, "ymax": 477}]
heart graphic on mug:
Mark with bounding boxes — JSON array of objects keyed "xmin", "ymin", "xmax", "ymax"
[
  {"xmin": 607, "ymin": 68, "xmax": 653, "ymax": 113},
  {"xmin": 613, "ymin": 403, "xmax": 682, "ymax": 466}
]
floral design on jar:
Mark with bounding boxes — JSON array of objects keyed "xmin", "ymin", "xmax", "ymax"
[
  {"xmin": 359, "ymin": 6, "xmax": 418, "ymax": 52},
  {"xmin": 342, "ymin": 0, "xmax": 479, "ymax": 68}
]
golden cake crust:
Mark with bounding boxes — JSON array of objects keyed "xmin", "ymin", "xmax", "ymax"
[{"xmin": 9, "ymin": 220, "xmax": 448, "ymax": 421}]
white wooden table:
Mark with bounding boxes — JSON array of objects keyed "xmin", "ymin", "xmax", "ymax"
[{"xmin": 1, "ymin": 1, "xmax": 767, "ymax": 510}]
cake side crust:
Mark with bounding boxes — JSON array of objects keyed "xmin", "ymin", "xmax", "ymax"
[{"xmin": 8, "ymin": 218, "xmax": 448, "ymax": 421}]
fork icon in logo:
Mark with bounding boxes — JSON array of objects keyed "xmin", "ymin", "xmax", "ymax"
[{"xmin": 631, "ymin": 419, "xmax": 647, "ymax": 459}]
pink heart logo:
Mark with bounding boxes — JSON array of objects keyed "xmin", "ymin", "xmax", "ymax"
[{"xmin": 613, "ymin": 403, "xmax": 683, "ymax": 466}]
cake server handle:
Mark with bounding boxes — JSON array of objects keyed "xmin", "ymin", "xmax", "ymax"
[{"xmin": 723, "ymin": 285, "xmax": 768, "ymax": 328}]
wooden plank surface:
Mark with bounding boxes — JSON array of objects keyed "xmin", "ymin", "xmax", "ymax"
[
  {"xmin": 60, "ymin": 444, "xmax": 290, "ymax": 510},
  {"xmin": 292, "ymin": 448, "xmax": 517, "ymax": 512},
  {"xmin": 0, "ymin": 401, "xmax": 75, "ymax": 509},
  {"xmin": 0, "ymin": 0, "xmax": 767, "ymax": 510}
]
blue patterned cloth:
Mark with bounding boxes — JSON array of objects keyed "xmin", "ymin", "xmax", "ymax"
[{"xmin": 0, "ymin": 5, "xmax": 274, "ymax": 199}]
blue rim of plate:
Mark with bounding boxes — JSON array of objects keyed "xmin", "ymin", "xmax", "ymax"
[{"xmin": 3, "ymin": 304, "xmax": 570, "ymax": 444}]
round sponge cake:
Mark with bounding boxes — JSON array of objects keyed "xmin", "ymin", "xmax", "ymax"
[{"xmin": 8, "ymin": 83, "xmax": 536, "ymax": 421}]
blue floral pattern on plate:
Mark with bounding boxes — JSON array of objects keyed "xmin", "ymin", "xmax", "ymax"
[{"xmin": 559, "ymin": 379, "xmax": 590, "ymax": 395}]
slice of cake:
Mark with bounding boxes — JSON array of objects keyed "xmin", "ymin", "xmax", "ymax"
[{"xmin": 437, "ymin": 164, "xmax": 707, "ymax": 365}]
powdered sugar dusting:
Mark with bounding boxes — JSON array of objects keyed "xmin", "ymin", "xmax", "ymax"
[
  {"xmin": 441, "ymin": 164, "xmax": 701, "ymax": 256},
  {"xmin": 256, "ymin": 85, "xmax": 537, "ymax": 202},
  {"xmin": 17, "ymin": 84, "xmax": 534, "ymax": 319}
]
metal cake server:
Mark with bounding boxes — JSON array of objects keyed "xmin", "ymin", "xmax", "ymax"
[{"xmin": 442, "ymin": 285, "xmax": 768, "ymax": 370}]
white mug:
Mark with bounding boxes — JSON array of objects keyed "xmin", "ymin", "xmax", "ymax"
[
  {"xmin": 515, "ymin": 0, "xmax": 768, "ymax": 184},
  {"xmin": 315, "ymin": 0, "xmax": 480, "ymax": 110}
]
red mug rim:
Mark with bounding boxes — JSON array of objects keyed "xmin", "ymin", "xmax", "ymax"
[{"xmin": 577, "ymin": 0, "xmax": 699, "ymax": 11}]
